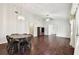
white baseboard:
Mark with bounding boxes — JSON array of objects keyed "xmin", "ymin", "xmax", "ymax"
[
  {"xmin": 70, "ymin": 42, "xmax": 75, "ymax": 48},
  {"xmin": 56, "ymin": 34, "xmax": 70, "ymax": 38},
  {"xmin": 0, "ymin": 40, "xmax": 7, "ymax": 44}
]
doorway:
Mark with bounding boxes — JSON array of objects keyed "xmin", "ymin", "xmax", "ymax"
[{"xmin": 37, "ymin": 27, "xmax": 45, "ymax": 36}]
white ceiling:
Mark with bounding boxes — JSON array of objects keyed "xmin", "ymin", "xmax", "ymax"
[{"xmin": 5, "ymin": 3, "xmax": 72, "ymax": 19}]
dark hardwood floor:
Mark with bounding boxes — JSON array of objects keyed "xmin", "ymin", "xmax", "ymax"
[{"xmin": 0, "ymin": 35, "xmax": 74, "ymax": 55}]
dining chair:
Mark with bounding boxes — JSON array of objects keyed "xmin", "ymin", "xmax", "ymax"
[
  {"xmin": 28, "ymin": 34, "xmax": 33, "ymax": 47},
  {"xmin": 6, "ymin": 35, "xmax": 18, "ymax": 54},
  {"xmin": 19, "ymin": 38, "xmax": 29, "ymax": 54}
]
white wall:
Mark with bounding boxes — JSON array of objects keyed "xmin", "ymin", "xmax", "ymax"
[
  {"xmin": 44, "ymin": 22, "xmax": 56, "ymax": 35},
  {"xmin": 0, "ymin": 4, "xmax": 44, "ymax": 44},
  {"xmin": 55, "ymin": 18, "xmax": 70, "ymax": 38},
  {"xmin": 0, "ymin": 4, "xmax": 8, "ymax": 44},
  {"xmin": 44, "ymin": 18, "xmax": 71, "ymax": 38}
]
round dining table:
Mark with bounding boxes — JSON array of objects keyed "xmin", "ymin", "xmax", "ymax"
[{"xmin": 9, "ymin": 34, "xmax": 32, "ymax": 54}]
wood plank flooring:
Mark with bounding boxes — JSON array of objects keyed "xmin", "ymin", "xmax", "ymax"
[{"xmin": 0, "ymin": 35, "xmax": 74, "ymax": 55}]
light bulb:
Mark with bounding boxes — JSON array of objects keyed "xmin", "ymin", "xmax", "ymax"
[
  {"xmin": 18, "ymin": 15, "xmax": 25, "ymax": 21},
  {"xmin": 46, "ymin": 18, "xmax": 50, "ymax": 21}
]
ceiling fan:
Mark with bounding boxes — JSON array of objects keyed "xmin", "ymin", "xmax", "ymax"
[
  {"xmin": 14, "ymin": 11, "xmax": 25, "ymax": 21},
  {"xmin": 45, "ymin": 14, "xmax": 54, "ymax": 22}
]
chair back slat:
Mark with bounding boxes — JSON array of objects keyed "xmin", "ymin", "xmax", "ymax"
[{"xmin": 6, "ymin": 35, "xmax": 12, "ymax": 43}]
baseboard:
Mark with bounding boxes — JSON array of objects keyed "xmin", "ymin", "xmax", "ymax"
[
  {"xmin": 0, "ymin": 41, "xmax": 7, "ymax": 44},
  {"xmin": 70, "ymin": 43, "xmax": 75, "ymax": 48},
  {"xmin": 56, "ymin": 34, "xmax": 70, "ymax": 38}
]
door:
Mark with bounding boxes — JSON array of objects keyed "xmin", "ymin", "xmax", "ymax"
[
  {"xmin": 41, "ymin": 27, "xmax": 44, "ymax": 36},
  {"xmin": 37, "ymin": 27, "xmax": 40, "ymax": 36},
  {"xmin": 37, "ymin": 27, "xmax": 45, "ymax": 36}
]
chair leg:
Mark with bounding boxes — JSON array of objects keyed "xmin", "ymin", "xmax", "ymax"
[
  {"xmin": 28, "ymin": 43, "xmax": 31, "ymax": 48},
  {"xmin": 20, "ymin": 45, "xmax": 25, "ymax": 54},
  {"xmin": 8, "ymin": 47, "xmax": 14, "ymax": 55}
]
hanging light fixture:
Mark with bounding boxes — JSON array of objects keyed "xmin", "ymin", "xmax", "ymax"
[
  {"xmin": 18, "ymin": 15, "xmax": 25, "ymax": 21},
  {"xmin": 45, "ymin": 14, "xmax": 53, "ymax": 22},
  {"xmin": 46, "ymin": 18, "xmax": 50, "ymax": 21},
  {"xmin": 15, "ymin": 11, "xmax": 25, "ymax": 21}
]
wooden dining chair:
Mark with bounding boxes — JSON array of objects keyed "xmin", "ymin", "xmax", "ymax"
[
  {"xmin": 19, "ymin": 38, "xmax": 29, "ymax": 54},
  {"xmin": 6, "ymin": 35, "xmax": 18, "ymax": 54}
]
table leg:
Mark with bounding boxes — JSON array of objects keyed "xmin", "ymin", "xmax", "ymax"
[{"xmin": 18, "ymin": 42, "xmax": 20, "ymax": 54}]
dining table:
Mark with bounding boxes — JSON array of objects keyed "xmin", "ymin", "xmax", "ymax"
[
  {"xmin": 9, "ymin": 34, "xmax": 32, "ymax": 41},
  {"xmin": 8, "ymin": 34, "xmax": 32, "ymax": 54}
]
